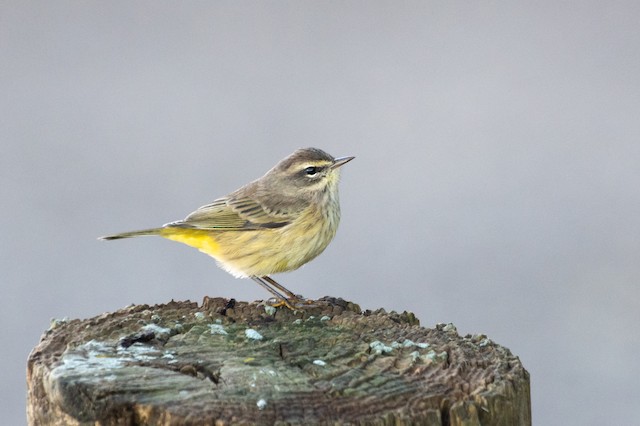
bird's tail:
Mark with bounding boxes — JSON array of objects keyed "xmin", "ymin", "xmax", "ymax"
[{"xmin": 98, "ymin": 228, "xmax": 164, "ymax": 240}]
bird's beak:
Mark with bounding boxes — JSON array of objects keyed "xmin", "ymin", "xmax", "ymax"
[{"xmin": 331, "ymin": 156, "xmax": 355, "ymax": 169}]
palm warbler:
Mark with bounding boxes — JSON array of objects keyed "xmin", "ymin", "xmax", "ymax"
[{"xmin": 100, "ymin": 148, "xmax": 354, "ymax": 308}]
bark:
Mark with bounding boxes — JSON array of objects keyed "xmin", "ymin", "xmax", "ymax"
[{"xmin": 27, "ymin": 297, "xmax": 530, "ymax": 425}]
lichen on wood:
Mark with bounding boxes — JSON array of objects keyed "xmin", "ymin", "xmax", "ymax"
[{"xmin": 27, "ymin": 297, "xmax": 531, "ymax": 425}]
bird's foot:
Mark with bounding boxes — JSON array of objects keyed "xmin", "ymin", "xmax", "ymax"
[{"xmin": 266, "ymin": 296, "xmax": 318, "ymax": 310}]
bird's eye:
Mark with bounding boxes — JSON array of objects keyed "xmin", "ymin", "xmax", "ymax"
[{"xmin": 304, "ymin": 166, "xmax": 318, "ymax": 176}]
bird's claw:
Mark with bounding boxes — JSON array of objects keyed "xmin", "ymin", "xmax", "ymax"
[{"xmin": 266, "ymin": 296, "xmax": 318, "ymax": 310}]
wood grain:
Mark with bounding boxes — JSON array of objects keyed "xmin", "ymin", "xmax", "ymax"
[{"xmin": 27, "ymin": 297, "xmax": 530, "ymax": 425}]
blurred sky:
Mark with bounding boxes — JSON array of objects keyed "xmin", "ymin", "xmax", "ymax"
[{"xmin": 2, "ymin": 2, "xmax": 639, "ymax": 425}]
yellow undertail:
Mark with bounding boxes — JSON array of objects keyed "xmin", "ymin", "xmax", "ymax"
[{"xmin": 159, "ymin": 228, "xmax": 221, "ymax": 258}]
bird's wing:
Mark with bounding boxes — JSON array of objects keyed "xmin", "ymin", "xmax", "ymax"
[{"xmin": 167, "ymin": 196, "xmax": 294, "ymax": 230}]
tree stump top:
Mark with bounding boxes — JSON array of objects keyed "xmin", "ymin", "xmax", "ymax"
[{"xmin": 27, "ymin": 297, "xmax": 530, "ymax": 425}]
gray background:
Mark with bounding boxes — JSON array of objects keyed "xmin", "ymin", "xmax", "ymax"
[{"xmin": 3, "ymin": 2, "xmax": 639, "ymax": 424}]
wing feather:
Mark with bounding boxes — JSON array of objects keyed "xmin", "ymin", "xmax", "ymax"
[{"xmin": 167, "ymin": 196, "xmax": 294, "ymax": 230}]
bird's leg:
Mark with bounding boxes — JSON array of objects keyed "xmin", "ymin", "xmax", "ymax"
[
  {"xmin": 261, "ymin": 276, "xmax": 318, "ymax": 308},
  {"xmin": 250, "ymin": 276, "xmax": 296, "ymax": 310},
  {"xmin": 261, "ymin": 276, "xmax": 299, "ymax": 299},
  {"xmin": 250, "ymin": 276, "xmax": 287, "ymax": 299}
]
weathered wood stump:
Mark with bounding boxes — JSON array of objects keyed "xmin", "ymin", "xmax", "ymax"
[{"xmin": 27, "ymin": 297, "xmax": 530, "ymax": 425}]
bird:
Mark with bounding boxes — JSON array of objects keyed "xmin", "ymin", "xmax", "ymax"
[{"xmin": 100, "ymin": 147, "xmax": 354, "ymax": 309}]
